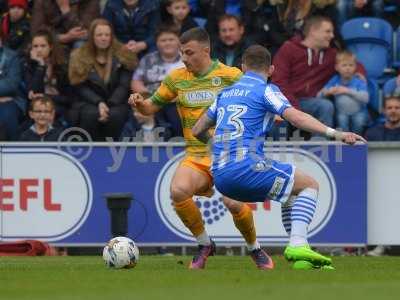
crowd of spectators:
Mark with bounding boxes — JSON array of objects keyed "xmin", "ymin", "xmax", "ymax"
[{"xmin": 0, "ymin": 0, "xmax": 399, "ymax": 142}]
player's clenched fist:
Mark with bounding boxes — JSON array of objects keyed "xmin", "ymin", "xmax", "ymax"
[{"xmin": 128, "ymin": 93, "xmax": 144, "ymax": 108}]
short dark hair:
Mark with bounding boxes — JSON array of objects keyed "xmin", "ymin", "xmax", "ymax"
[
  {"xmin": 180, "ymin": 27, "xmax": 210, "ymax": 47},
  {"xmin": 303, "ymin": 15, "xmax": 333, "ymax": 37},
  {"xmin": 242, "ymin": 45, "xmax": 271, "ymax": 71},
  {"xmin": 29, "ymin": 96, "xmax": 55, "ymax": 111},
  {"xmin": 384, "ymin": 96, "xmax": 400, "ymax": 107},
  {"xmin": 218, "ymin": 14, "xmax": 243, "ymax": 27},
  {"xmin": 155, "ymin": 23, "xmax": 180, "ymax": 41}
]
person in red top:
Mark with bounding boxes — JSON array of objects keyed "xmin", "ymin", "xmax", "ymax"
[
  {"xmin": 272, "ymin": 15, "xmax": 365, "ymax": 139},
  {"xmin": 272, "ymin": 15, "xmax": 336, "ymax": 132}
]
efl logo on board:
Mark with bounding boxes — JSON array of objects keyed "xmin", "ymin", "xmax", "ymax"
[{"xmin": 0, "ymin": 148, "xmax": 93, "ymax": 241}]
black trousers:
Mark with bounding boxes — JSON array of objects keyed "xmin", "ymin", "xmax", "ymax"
[{"xmin": 79, "ymin": 103, "xmax": 129, "ymax": 141}]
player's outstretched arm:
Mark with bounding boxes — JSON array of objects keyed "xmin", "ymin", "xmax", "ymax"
[
  {"xmin": 128, "ymin": 93, "xmax": 161, "ymax": 115},
  {"xmin": 192, "ymin": 113, "xmax": 216, "ymax": 144},
  {"xmin": 282, "ymin": 107, "xmax": 367, "ymax": 145}
]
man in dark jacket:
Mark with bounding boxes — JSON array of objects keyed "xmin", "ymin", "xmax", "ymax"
[
  {"xmin": 365, "ymin": 96, "xmax": 400, "ymax": 141},
  {"xmin": 19, "ymin": 96, "xmax": 63, "ymax": 141},
  {"xmin": 211, "ymin": 14, "xmax": 253, "ymax": 69},
  {"xmin": 103, "ymin": 0, "xmax": 160, "ymax": 57}
]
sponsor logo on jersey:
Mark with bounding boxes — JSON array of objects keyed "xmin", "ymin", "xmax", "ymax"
[
  {"xmin": 211, "ymin": 76, "xmax": 222, "ymax": 87},
  {"xmin": 185, "ymin": 90, "xmax": 215, "ymax": 105}
]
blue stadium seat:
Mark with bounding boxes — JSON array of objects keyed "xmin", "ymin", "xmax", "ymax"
[
  {"xmin": 341, "ymin": 18, "xmax": 393, "ymax": 79},
  {"xmin": 383, "ymin": 77, "xmax": 398, "ymax": 97}
]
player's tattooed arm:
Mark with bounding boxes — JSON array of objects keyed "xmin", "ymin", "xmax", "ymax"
[{"xmin": 192, "ymin": 114, "xmax": 216, "ymax": 144}]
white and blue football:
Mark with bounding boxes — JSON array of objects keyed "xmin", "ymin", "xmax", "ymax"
[{"xmin": 103, "ymin": 236, "xmax": 139, "ymax": 269}]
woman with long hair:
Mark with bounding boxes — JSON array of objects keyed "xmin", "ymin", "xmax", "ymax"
[{"xmin": 69, "ymin": 18, "xmax": 137, "ymax": 141}]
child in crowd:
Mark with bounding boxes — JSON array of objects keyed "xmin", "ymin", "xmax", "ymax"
[
  {"xmin": 318, "ymin": 50, "xmax": 369, "ymax": 135},
  {"xmin": 161, "ymin": 0, "xmax": 197, "ymax": 34},
  {"xmin": 19, "ymin": 96, "xmax": 63, "ymax": 141}
]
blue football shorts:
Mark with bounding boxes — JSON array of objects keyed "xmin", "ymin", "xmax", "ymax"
[{"xmin": 213, "ymin": 157, "xmax": 295, "ymax": 203}]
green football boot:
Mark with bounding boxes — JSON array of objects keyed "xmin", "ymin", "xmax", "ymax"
[
  {"xmin": 284, "ymin": 245, "xmax": 332, "ymax": 266},
  {"xmin": 292, "ymin": 260, "xmax": 335, "ymax": 270}
]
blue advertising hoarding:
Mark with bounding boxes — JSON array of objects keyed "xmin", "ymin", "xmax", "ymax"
[{"xmin": 0, "ymin": 143, "xmax": 367, "ymax": 246}]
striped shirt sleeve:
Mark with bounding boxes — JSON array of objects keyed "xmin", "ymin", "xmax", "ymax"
[{"xmin": 150, "ymin": 75, "xmax": 178, "ymax": 106}]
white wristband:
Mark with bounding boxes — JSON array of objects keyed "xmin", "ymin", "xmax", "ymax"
[{"xmin": 325, "ymin": 127, "xmax": 336, "ymax": 138}]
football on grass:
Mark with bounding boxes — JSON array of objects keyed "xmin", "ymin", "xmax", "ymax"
[{"xmin": 103, "ymin": 236, "xmax": 139, "ymax": 269}]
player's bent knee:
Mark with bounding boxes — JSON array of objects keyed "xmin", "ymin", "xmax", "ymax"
[
  {"xmin": 306, "ymin": 176, "xmax": 319, "ymax": 191},
  {"xmin": 170, "ymin": 184, "xmax": 192, "ymax": 203},
  {"xmin": 293, "ymin": 170, "xmax": 319, "ymax": 195},
  {"xmin": 222, "ymin": 197, "xmax": 243, "ymax": 214}
]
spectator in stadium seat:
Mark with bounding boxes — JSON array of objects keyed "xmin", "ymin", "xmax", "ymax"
[
  {"xmin": 272, "ymin": 15, "xmax": 365, "ymax": 137},
  {"xmin": 318, "ymin": 50, "xmax": 369, "ymax": 135},
  {"xmin": 103, "ymin": 0, "xmax": 160, "ymax": 57},
  {"xmin": 23, "ymin": 28, "xmax": 76, "ymax": 126},
  {"xmin": 69, "ymin": 18, "xmax": 137, "ymax": 141},
  {"xmin": 0, "ymin": 26, "xmax": 25, "ymax": 140},
  {"xmin": 19, "ymin": 96, "xmax": 63, "ymax": 141},
  {"xmin": 160, "ymin": 0, "xmax": 197, "ymax": 35},
  {"xmin": 1, "ymin": 0, "xmax": 31, "ymax": 55},
  {"xmin": 131, "ymin": 24, "xmax": 183, "ymax": 138},
  {"xmin": 272, "ymin": 16, "xmax": 336, "ymax": 130},
  {"xmin": 211, "ymin": 14, "xmax": 253, "ymax": 69},
  {"xmin": 365, "ymin": 96, "xmax": 400, "ymax": 141},
  {"xmin": 336, "ymin": 0, "xmax": 384, "ymax": 27},
  {"xmin": 31, "ymin": 0, "xmax": 100, "ymax": 50}
]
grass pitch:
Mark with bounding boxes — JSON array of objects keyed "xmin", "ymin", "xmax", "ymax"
[{"xmin": 1, "ymin": 255, "xmax": 399, "ymax": 300}]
